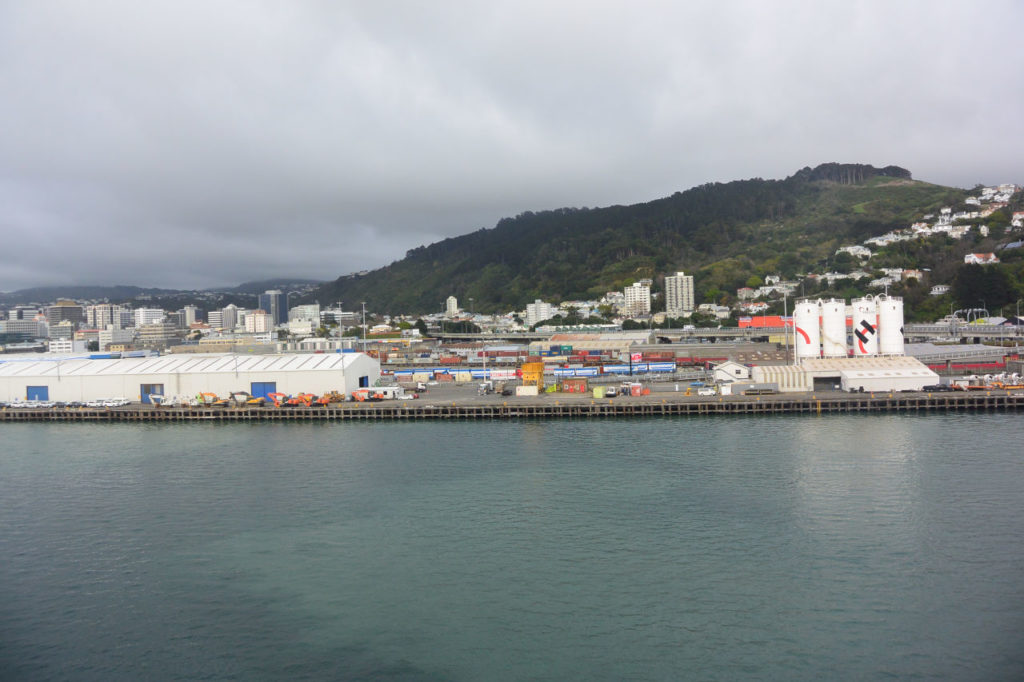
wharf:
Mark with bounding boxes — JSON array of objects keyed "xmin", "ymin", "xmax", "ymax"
[{"xmin": 2, "ymin": 391, "xmax": 1023, "ymax": 422}]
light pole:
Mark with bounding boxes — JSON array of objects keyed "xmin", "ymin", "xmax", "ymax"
[
  {"xmin": 361, "ymin": 302, "xmax": 367, "ymax": 346},
  {"xmin": 783, "ymin": 293, "xmax": 789, "ymax": 365},
  {"xmin": 1011, "ymin": 296, "xmax": 1019, "ymax": 348}
]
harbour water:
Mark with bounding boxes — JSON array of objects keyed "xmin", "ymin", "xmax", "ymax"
[{"xmin": 2, "ymin": 415, "xmax": 1023, "ymax": 681}]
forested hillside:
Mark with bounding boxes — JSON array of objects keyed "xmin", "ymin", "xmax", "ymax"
[{"xmin": 311, "ymin": 163, "xmax": 971, "ymax": 314}]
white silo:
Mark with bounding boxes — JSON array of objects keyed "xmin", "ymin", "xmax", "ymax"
[
  {"xmin": 851, "ymin": 296, "xmax": 879, "ymax": 356},
  {"xmin": 793, "ymin": 299, "xmax": 821, "ymax": 360},
  {"xmin": 877, "ymin": 295, "xmax": 905, "ymax": 355},
  {"xmin": 820, "ymin": 298, "xmax": 848, "ymax": 357}
]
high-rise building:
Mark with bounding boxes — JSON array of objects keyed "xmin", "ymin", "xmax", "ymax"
[
  {"xmin": 258, "ymin": 290, "xmax": 288, "ymax": 326},
  {"xmin": 182, "ymin": 305, "xmax": 200, "ymax": 326},
  {"xmin": 45, "ymin": 300, "xmax": 85, "ymax": 327},
  {"xmin": 49, "ymin": 320, "xmax": 76, "ymax": 339},
  {"xmin": 0, "ymin": 317, "xmax": 47, "ymax": 340},
  {"xmin": 134, "ymin": 308, "xmax": 165, "ymax": 327},
  {"xmin": 99, "ymin": 325, "xmax": 136, "ymax": 351},
  {"xmin": 87, "ymin": 304, "xmax": 128, "ymax": 329},
  {"xmin": 446, "ymin": 296, "xmax": 459, "ymax": 318},
  {"xmin": 245, "ymin": 310, "xmax": 272, "ymax": 333},
  {"xmin": 166, "ymin": 311, "xmax": 186, "ymax": 329},
  {"xmin": 623, "ymin": 282, "xmax": 651, "ymax": 317},
  {"xmin": 220, "ymin": 304, "xmax": 239, "ymax": 331},
  {"xmin": 136, "ymin": 321, "xmax": 183, "ymax": 349},
  {"xmin": 289, "ymin": 304, "xmax": 321, "ymax": 323},
  {"xmin": 665, "ymin": 271, "xmax": 695, "ymax": 317},
  {"xmin": 525, "ymin": 299, "xmax": 557, "ymax": 327}
]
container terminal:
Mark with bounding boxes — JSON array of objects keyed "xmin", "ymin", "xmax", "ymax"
[{"xmin": 3, "ymin": 296, "xmax": 1023, "ymax": 422}]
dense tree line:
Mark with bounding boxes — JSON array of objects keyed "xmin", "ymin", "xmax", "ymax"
[{"xmin": 307, "ymin": 164, "xmax": 969, "ymax": 315}]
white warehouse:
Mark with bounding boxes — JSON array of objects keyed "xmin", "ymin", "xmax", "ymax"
[{"xmin": 0, "ymin": 353, "xmax": 381, "ymax": 404}]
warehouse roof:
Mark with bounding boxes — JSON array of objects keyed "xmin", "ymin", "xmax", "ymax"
[
  {"xmin": 799, "ymin": 356, "xmax": 931, "ymax": 372},
  {"xmin": 0, "ymin": 352, "xmax": 369, "ymax": 378}
]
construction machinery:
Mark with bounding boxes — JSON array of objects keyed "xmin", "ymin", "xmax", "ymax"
[
  {"xmin": 319, "ymin": 390, "xmax": 346, "ymax": 405},
  {"xmin": 285, "ymin": 393, "xmax": 315, "ymax": 407}
]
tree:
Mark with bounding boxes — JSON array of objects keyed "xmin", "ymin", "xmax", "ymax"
[
  {"xmin": 440, "ymin": 320, "xmax": 480, "ymax": 333},
  {"xmin": 832, "ymin": 251, "xmax": 855, "ymax": 274},
  {"xmin": 415, "ymin": 319, "xmax": 429, "ymax": 336},
  {"xmin": 953, "ymin": 264, "xmax": 1016, "ymax": 310},
  {"xmin": 690, "ymin": 311, "xmax": 718, "ymax": 327}
]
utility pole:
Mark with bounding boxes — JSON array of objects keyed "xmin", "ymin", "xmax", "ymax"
[{"xmin": 783, "ymin": 294, "xmax": 789, "ymax": 365}]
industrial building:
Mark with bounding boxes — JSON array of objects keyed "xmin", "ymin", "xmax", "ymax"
[
  {"xmin": 753, "ymin": 356, "xmax": 939, "ymax": 393},
  {"xmin": 0, "ymin": 352, "xmax": 380, "ymax": 404},
  {"xmin": 741, "ymin": 295, "xmax": 939, "ymax": 392}
]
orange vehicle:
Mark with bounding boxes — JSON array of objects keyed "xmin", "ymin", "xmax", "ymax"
[
  {"xmin": 351, "ymin": 389, "xmax": 383, "ymax": 402},
  {"xmin": 285, "ymin": 393, "xmax": 315, "ymax": 407},
  {"xmin": 319, "ymin": 391, "xmax": 345, "ymax": 405},
  {"xmin": 266, "ymin": 392, "xmax": 288, "ymax": 407}
]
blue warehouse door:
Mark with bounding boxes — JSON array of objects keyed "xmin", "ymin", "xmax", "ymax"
[
  {"xmin": 140, "ymin": 384, "xmax": 164, "ymax": 405},
  {"xmin": 251, "ymin": 381, "xmax": 276, "ymax": 399},
  {"xmin": 27, "ymin": 386, "xmax": 49, "ymax": 401}
]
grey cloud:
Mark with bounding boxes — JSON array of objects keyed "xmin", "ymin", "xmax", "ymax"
[{"xmin": 1, "ymin": 0, "xmax": 1022, "ymax": 291}]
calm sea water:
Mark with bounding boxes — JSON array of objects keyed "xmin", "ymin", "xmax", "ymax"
[{"xmin": 2, "ymin": 415, "xmax": 1023, "ymax": 681}]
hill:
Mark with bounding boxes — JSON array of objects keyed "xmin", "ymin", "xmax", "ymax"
[
  {"xmin": 310, "ymin": 163, "xmax": 970, "ymax": 314},
  {"xmin": 0, "ymin": 278, "xmax": 322, "ymax": 308}
]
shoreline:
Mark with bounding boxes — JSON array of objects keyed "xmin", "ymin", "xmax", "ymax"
[{"xmin": 2, "ymin": 390, "xmax": 1022, "ymax": 422}]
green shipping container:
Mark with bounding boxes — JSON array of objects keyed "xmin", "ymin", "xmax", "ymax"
[{"xmin": 593, "ymin": 386, "xmax": 606, "ymax": 399}]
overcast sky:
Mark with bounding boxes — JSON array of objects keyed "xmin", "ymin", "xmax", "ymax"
[{"xmin": 2, "ymin": 1, "xmax": 1022, "ymax": 291}]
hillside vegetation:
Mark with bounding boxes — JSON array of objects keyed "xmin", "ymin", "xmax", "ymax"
[{"xmin": 311, "ymin": 163, "xmax": 970, "ymax": 314}]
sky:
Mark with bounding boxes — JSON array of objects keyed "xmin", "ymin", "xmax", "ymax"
[{"xmin": 2, "ymin": 1, "xmax": 1023, "ymax": 291}]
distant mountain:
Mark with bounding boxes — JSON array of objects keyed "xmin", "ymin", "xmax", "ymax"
[
  {"xmin": 0, "ymin": 278, "xmax": 323, "ymax": 308},
  {"xmin": 309, "ymin": 163, "xmax": 971, "ymax": 314},
  {"xmin": 0, "ymin": 285, "xmax": 177, "ymax": 306},
  {"xmin": 220, "ymin": 278, "xmax": 323, "ymax": 296}
]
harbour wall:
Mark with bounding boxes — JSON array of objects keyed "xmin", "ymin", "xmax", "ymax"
[{"xmin": 2, "ymin": 392, "xmax": 1023, "ymax": 422}]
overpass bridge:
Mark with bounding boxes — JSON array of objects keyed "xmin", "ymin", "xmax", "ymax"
[{"xmin": 434, "ymin": 324, "xmax": 1024, "ymax": 345}]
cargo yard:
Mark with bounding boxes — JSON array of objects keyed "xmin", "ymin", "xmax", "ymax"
[{"xmin": 4, "ymin": 295, "xmax": 1023, "ymax": 421}]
